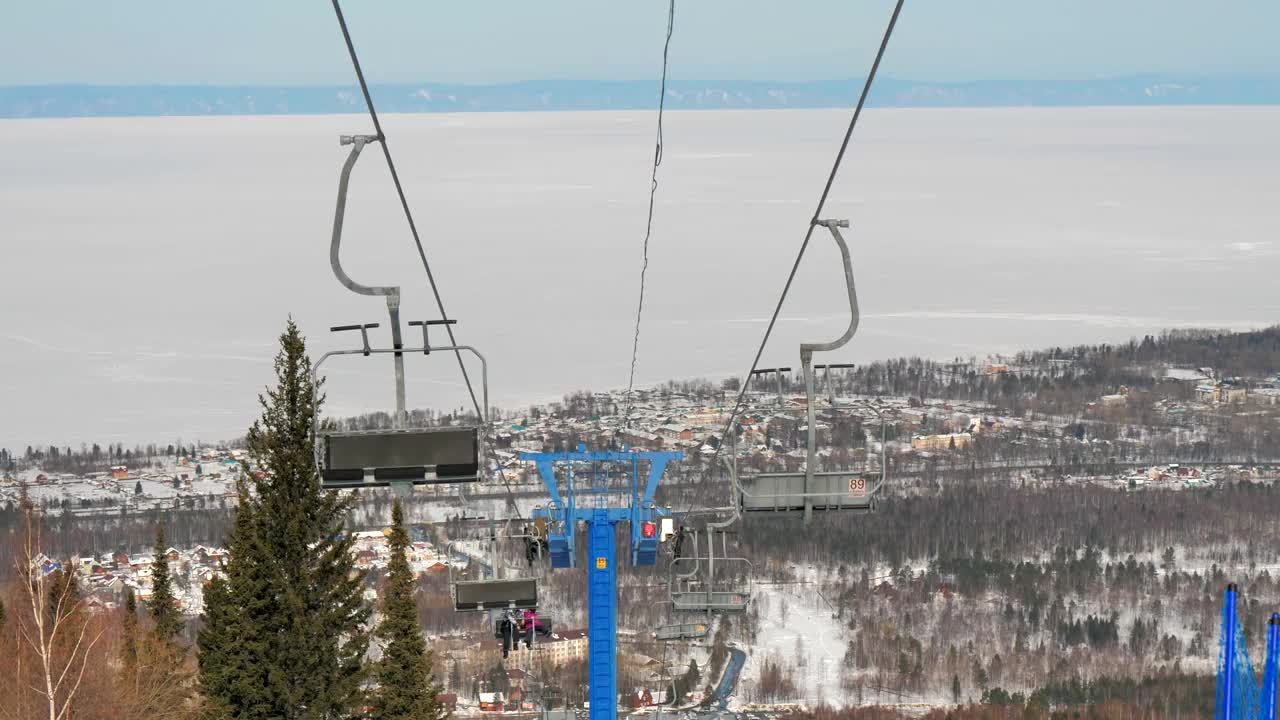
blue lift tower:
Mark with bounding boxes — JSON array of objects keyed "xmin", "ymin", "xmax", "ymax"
[{"xmin": 521, "ymin": 446, "xmax": 682, "ymax": 720}]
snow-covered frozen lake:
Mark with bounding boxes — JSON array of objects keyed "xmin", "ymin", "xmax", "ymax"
[{"xmin": 2, "ymin": 107, "xmax": 1278, "ymax": 446}]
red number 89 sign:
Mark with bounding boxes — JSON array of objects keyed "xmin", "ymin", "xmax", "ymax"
[{"xmin": 848, "ymin": 477, "xmax": 867, "ymax": 494}]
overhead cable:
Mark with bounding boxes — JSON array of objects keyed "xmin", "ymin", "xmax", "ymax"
[{"xmin": 623, "ymin": 0, "xmax": 677, "ymax": 429}]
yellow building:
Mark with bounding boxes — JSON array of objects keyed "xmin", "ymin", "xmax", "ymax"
[{"xmin": 911, "ymin": 433, "xmax": 972, "ymax": 451}]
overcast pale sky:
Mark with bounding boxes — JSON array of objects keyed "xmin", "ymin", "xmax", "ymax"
[{"xmin": 4, "ymin": 1, "xmax": 1280, "ymax": 86}]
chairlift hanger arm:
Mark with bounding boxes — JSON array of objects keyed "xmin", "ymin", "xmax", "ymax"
[
  {"xmin": 708, "ymin": 0, "xmax": 904, "ymax": 480},
  {"xmin": 800, "ymin": 219, "xmax": 857, "ymax": 358},
  {"xmin": 330, "ymin": 136, "xmax": 398, "ymax": 300}
]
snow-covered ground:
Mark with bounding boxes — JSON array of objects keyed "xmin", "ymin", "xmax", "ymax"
[{"xmin": 738, "ymin": 566, "xmax": 851, "ymax": 707}]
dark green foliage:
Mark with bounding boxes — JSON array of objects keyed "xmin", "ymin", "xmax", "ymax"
[
  {"xmin": 199, "ymin": 482, "xmax": 274, "ymax": 720},
  {"xmin": 121, "ymin": 589, "xmax": 140, "ymax": 676},
  {"xmin": 149, "ymin": 522, "xmax": 183, "ymax": 641},
  {"xmin": 685, "ymin": 659, "xmax": 701, "ymax": 689},
  {"xmin": 1055, "ymin": 612, "xmax": 1119, "ymax": 649},
  {"xmin": 46, "ymin": 566, "xmax": 80, "ymax": 619},
  {"xmin": 198, "ymin": 319, "xmax": 369, "ymax": 720},
  {"xmin": 370, "ymin": 499, "xmax": 443, "ymax": 720},
  {"xmin": 1026, "ymin": 672, "xmax": 1214, "ymax": 717}
]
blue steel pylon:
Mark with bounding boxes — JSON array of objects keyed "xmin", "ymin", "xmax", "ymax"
[
  {"xmin": 1263, "ymin": 614, "xmax": 1280, "ymax": 720},
  {"xmin": 1217, "ymin": 583, "xmax": 1264, "ymax": 720},
  {"xmin": 523, "ymin": 447, "xmax": 681, "ymax": 720}
]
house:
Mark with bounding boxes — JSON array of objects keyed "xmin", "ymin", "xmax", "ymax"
[
  {"xmin": 1198, "ymin": 382, "xmax": 1248, "ymax": 404},
  {"xmin": 620, "ymin": 429, "xmax": 663, "ymax": 450},
  {"xmin": 530, "ymin": 629, "xmax": 589, "ymax": 664},
  {"xmin": 110, "ymin": 465, "xmax": 129, "ymax": 480},
  {"xmin": 656, "ymin": 425, "xmax": 694, "ymax": 442}
]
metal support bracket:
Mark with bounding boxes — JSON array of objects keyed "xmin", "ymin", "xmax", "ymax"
[
  {"xmin": 409, "ymin": 319, "xmax": 459, "ymax": 355},
  {"xmin": 330, "ymin": 323, "xmax": 380, "ymax": 356}
]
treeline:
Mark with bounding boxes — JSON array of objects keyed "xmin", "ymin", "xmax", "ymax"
[
  {"xmin": 742, "ymin": 477, "xmax": 1280, "ymax": 569},
  {"xmin": 0, "ymin": 443, "xmax": 205, "ymax": 476},
  {"xmin": 779, "ymin": 672, "xmax": 1216, "ymax": 720},
  {"xmin": 819, "ymin": 326, "xmax": 1280, "ymax": 416}
]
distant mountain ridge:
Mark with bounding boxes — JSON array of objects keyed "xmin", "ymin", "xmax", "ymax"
[{"xmin": 4, "ymin": 75, "xmax": 1280, "ymax": 118}]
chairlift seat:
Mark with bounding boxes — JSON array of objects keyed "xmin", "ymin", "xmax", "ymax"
[
  {"xmin": 738, "ymin": 470, "xmax": 873, "ymax": 513},
  {"xmin": 454, "ymin": 577, "xmax": 538, "ymax": 612},
  {"xmin": 671, "ymin": 590, "xmax": 750, "ymax": 613},
  {"xmin": 653, "ymin": 622, "xmax": 710, "ymax": 641},
  {"xmin": 321, "ymin": 426, "xmax": 481, "ymax": 488}
]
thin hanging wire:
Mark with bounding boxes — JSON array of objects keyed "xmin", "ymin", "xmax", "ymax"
[
  {"xmin": 705, "ymin": 0, "xmax": 905, "ymax": 487},
  {"xmin": 331, "ymin": 0, "xmax": 524, "ymax": 517},
  {"xmin": 622, "ymin": 0, "xmax": 676, "ymax": 431}
]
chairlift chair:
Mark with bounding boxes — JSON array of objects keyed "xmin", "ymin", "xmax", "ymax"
[
  {"xmin": 732, "ymin": 219, "xmax": 885, "ymax": 522},
  {"xmin": 668, "ymin": 522, "xmax": 751, "ymax": 613},
  {"xmin": 448, "ymin": 522, "xmax": 546, "ymax": 613},
  {"xmin": 315, "ymin": 132, "xmax": 490, "ymax": 492}
]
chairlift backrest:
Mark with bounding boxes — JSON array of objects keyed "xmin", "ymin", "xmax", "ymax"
[
  {"xmin": 455, "ymin": 577, "xmax": 538, "ymax": 612},
  {"xmin": 321, "ymin": 426, "xmax": 481, "ymax": 487},
  {"xmin": 738, "ymin": 471, "xmax": 873, "ymax": 513}
]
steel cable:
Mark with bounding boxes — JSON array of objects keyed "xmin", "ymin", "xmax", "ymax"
[{"xmin": 623, "ymin": 0, "xmax": 676, "ymax": 430}]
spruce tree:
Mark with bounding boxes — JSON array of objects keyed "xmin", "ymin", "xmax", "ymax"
[
  {"xmin": 121, "ymin": 589, "xmax": 140, "ymax": 680},
  {"xmin": 149, "ymin": 523, "xmax": 183, "ymax": 641},
  {"xmin": 198, "ymin": 319, "xmax": 369, "ymax": 720},
  {"xmin": 199, "ymin": 482, "xmax": 274, "ymax": 720},
  {"xmin": 685, "ymin": 659, "xmax": 700, "ymax": 689},
  {"xmin": 46, "ymin": 566, "xmax": 80, "ymax": 619},
  {"xmin": 371, "ymin": 499, "xmax": 443, "ymax": 720}
]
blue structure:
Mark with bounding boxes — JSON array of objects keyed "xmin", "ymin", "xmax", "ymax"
[
  {"xmin": 522, "ymin": 447, "xmax": 682, "ymax": 720},
  {"xmin": 1264, "ymin": 614, "xmax": 1280, "ymax": 720},
  {"xmin": 1217, "ymin": 584, "xmax": 1267, "ymax": 720}
]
